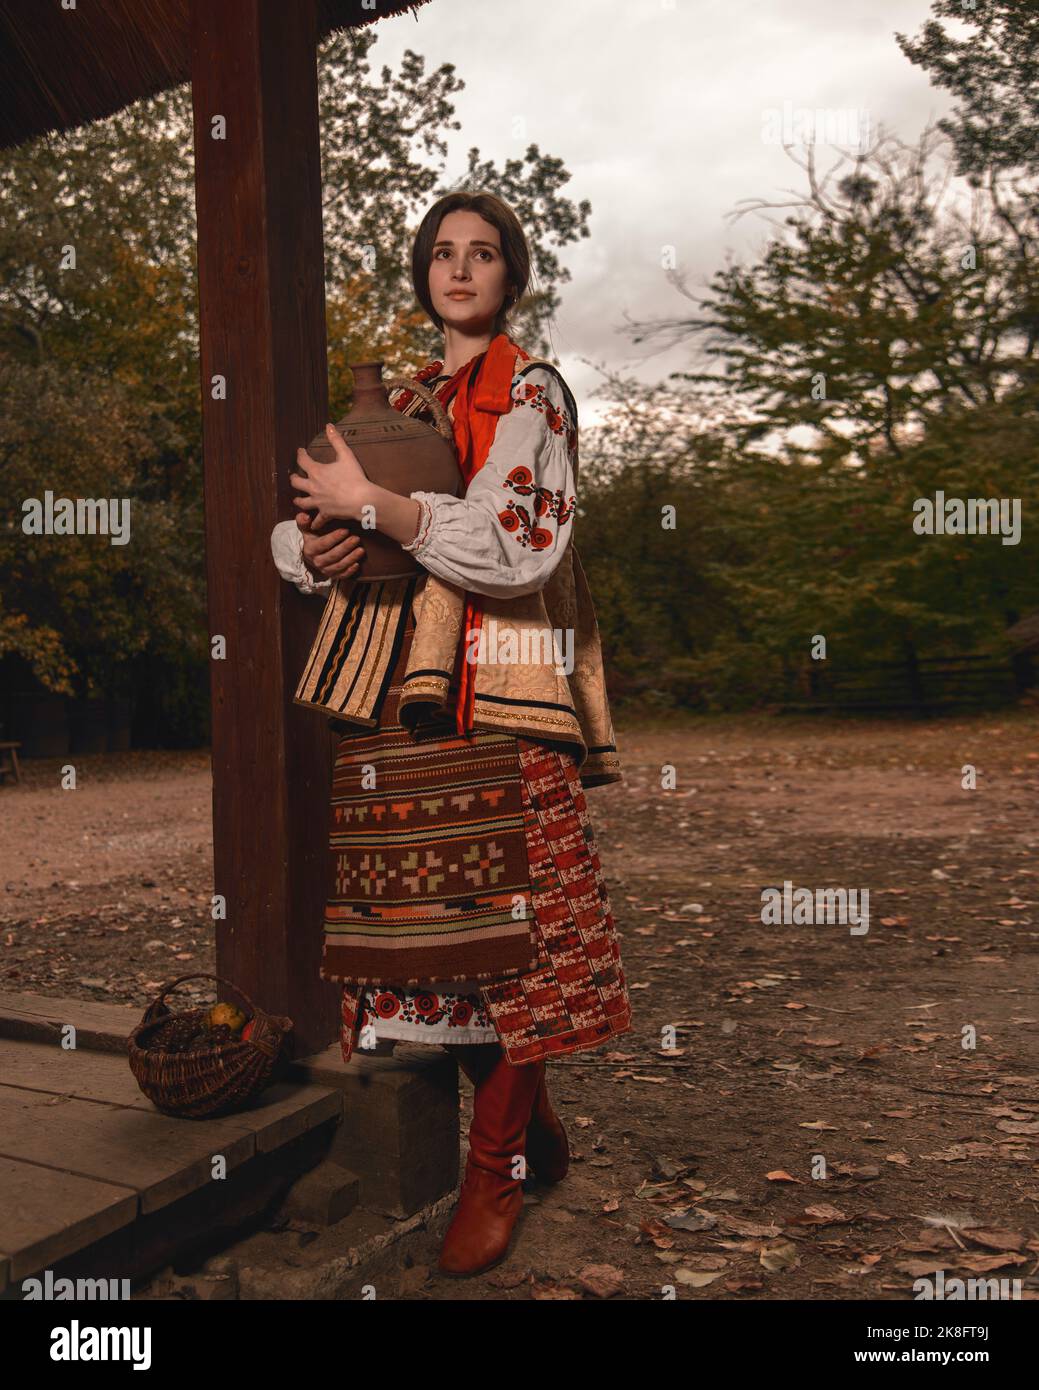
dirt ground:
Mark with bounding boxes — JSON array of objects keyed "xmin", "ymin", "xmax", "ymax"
[{"xmin": 2, "ymin": 708, "xmax": 1038, "ymax": 1301}]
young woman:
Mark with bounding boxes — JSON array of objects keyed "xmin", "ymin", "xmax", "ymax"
[{"xmin": 270, "ymin": 191, "xmax": 631, "ymax": 1277}]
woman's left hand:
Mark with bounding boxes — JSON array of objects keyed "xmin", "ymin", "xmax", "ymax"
[{"xmin": 290, "ymin": 423, "xmax": 370, "ymax": 529}]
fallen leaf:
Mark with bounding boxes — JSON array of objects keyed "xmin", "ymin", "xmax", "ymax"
[
  {"xmin": 638, "ymin": 1219, "xmax": 675, "ymax": 1249},
  {"xmin": 964, "ymin": 1229, "xmax": 1027, "ymax": 1252},
  {"xmin": 956, "ymin": 1252, "xmax": 1029, "ymax": 1273},
  {"xmin": 486, "ymin": 1268, "xmax": 531, "ymax": 1291},
  {"xmin": 716, "ymin": 1216, "xmax": 783, "ymax": 1238},
  {"xmin": 759, "ymin": 1241, "xmax": 800, "ymax": 1272},
  {"xmin": 531, "ymin": 1282, "xmax": 581, "ymax": 1300},
  {"xmin": 663, "ymin": 1209, "xmax": 717, "ymax": 1233},
  {"xmin": 677, "ymin": 1254, "xmax": 729, "ymax": 1271},
  {"xmin": 920, "ymin": 1144, "xmax": 996, "ymax": 1161},
  {"xmin": 897, "ymin": 1258, "xmax": 944, "ymax": 1277},
  {"xmin": 674, "ymin": 1268, "xmax": 723, "ymax": 1287},
  {"xmin": 796, "ymin": 1203, "xmax": 849, "ymax": 1225},
  {"xmin": 576, "ymin": 1264, "xmax": 625, "ymax": 1298}
]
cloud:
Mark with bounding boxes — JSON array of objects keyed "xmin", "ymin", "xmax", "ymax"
[{"xmin": 373, "ymin": 0, "xmax": 952, "ymax": 412}]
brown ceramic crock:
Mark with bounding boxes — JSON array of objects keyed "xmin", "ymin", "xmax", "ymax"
[{"xmin": 300, "ymin": 362, "xmax": 462, "ymax": 580}]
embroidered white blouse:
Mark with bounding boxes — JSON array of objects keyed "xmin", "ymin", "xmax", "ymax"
[{"xmin": 269, "ymin": 365, "xmax": 578, "ymax": 600}]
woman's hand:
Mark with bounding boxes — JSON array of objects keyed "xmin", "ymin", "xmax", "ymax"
[
  {"xmin": 289, "ymin": 423, "xmax": 371, "ymax": 529},
  {"xmin": 296, "ymin": 510, "xmax": 366, "ymax": 580}
]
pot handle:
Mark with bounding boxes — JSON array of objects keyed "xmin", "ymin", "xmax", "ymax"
[{"xmin": 385, "ymin": 376, "xmax": 454, "ymax": 445}]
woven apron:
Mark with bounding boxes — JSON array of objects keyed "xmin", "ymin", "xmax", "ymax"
[{"xmin": 319, "ymin": 604, "xmax": 540, "ymax": 987}]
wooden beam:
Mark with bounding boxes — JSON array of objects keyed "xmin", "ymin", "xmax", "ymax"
[{"xmin": 189, "ymin": 0, "xmax": 337, "ymax": 1056}]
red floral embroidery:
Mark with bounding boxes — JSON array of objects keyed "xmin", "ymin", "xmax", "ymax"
[
  {"xmin": 372, "ymin": 991, "xmax": 403, "ymax": 1020},
  {"xmin": 359, "ymin": 984, "xmax": 490, "ymax": 1035},
  {"xmin": 498, "ymin": 464, "xmax": 576, "ymax": 549},
  {"xmin": 413, "ymin": 992, "xmax": 440, "ymax": 1019},
  {"xmin": 511, "ymin": 380, "xmax": 577, "ymax": 453}
]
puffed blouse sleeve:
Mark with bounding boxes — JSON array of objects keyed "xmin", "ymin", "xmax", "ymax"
[
  {"xmin": 401, "ymin": 365, "xmax": 577, "ymax": 600},
  {"xmin": 270, "ymin": 518, "xmax": 333, "ymax": 596}
]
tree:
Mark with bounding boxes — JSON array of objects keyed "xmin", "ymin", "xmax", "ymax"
[
  {"xmin": 605, "ymin": 110, "xmax": 1038, "ymax": 703},
  {"xmin": 896, "ymin": 0, "xmax": 1039, "ymax": 180},
  {"xmin": 0, "ymin": 356, "xmax": 202, "ymax": 702}
]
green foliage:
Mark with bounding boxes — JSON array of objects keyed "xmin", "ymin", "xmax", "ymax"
[{"xmin": 0, "ymin": 356, "xmax": 204, "ymax": 699}]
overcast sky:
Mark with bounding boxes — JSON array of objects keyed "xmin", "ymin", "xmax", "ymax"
[{"xmin": 368, "ymin": 0, "xmax": 955, "ymax": 422}]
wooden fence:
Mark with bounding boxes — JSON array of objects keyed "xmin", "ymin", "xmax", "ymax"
[{"xmin": 779, "ymin": 653, "xmax": 1026, "ymax": 716}]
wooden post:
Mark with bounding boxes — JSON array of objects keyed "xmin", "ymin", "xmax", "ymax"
[{"xmin": 189, "ymin": 0, "xmax": 337, "ymax": 1056}]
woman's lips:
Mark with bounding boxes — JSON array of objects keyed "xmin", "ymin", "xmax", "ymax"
[{"xmin": 446, "ymin": 291, "xmax": 476, "ymax": 299}]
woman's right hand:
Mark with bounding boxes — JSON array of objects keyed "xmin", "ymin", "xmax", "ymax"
[{"xmin": 296, "ymin": 510, "xmax": 365, "ymax": 579}]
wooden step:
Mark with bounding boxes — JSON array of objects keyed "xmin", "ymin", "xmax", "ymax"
[{"xmin": 0, "ymin": 1031, "xmax": 342, "ymax": 1291}]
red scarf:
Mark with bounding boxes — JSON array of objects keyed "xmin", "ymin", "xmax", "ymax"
[{"xmin": 395, "ymin": 333, "xmax": 529, "ymax": 734}]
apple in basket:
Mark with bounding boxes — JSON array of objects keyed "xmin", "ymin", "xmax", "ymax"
[
  {"xmin": 242, "ymin": 1018, "xmax": 256, "ymax": 1041},
  {"xmin": 205, "ymin": 1002, "xmax": 247, "ymax": 1033}
]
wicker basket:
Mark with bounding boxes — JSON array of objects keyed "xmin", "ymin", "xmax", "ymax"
[{"xmin": 127, "ymin": 973, "xmax": 293, "ymax": 1119}]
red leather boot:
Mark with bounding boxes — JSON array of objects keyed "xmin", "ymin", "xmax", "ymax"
[
  {"xmin": 438, "ymin": 1046, "xmax": 542, "ymax": 1276},
  {"xmin": 445, "ymin": 1045, "xmax": 570, "ymax": 1185},
  {"xmin": 525, "ymin": 1063, "xmax": 570, "ymax": 1185}
]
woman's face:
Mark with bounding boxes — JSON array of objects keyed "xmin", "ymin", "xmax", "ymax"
[{"xmin": 428, "ymin": 210, "xmax": 512, "ymax": 334}]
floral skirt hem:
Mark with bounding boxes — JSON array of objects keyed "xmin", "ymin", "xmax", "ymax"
[{"xmin": 356, "ymin": 979, "xmax": 498, "ymax": 1046}]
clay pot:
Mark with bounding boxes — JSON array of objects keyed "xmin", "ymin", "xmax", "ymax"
[{"xmin": 301, "ymin": 362, "xmax": 462, "ymax": 581}]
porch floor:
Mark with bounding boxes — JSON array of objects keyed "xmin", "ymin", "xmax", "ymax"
[{"xmin": 0, "ymin": 990, "xmax": 343, "ymax": 1293}]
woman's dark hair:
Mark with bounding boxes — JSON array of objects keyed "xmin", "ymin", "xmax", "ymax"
[{"xmin": 411, "ymin": 191, "xmax": 531, "ymax": 338}]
